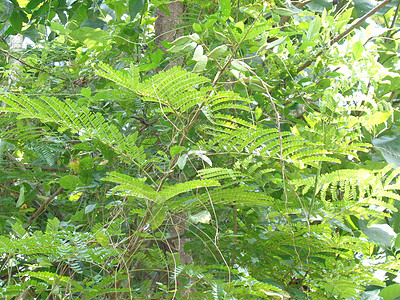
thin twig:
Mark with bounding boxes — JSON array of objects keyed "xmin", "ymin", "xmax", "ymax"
[
  {"xmin": 0, "ymin": 48, "xmax": 68, "ymax": 81},
  {"xmin": 5, "ymin": 151, "xmax": 26, "ymax": 171},
  {"xmin": 25, "ymin": 187, "xmax": 64, "ymax": 229},
  {"xmin": 297, "ymin": 0, "xmax": 392, "ymax": 73},
  {"xmin": 389, "ymin": 0, "xmax": 400, "ymax": 31},
  {"xmin": 22, "ymin": 164, "xmax": 69, "ymax": 172},
  {"xmin": 279, "ymin": 0, "xmax": 314, "ymax": 25}
]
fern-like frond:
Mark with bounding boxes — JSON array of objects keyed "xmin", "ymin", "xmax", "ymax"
[
  {"xmin": 0, "ymin": 94, "xmax": 146, "ymax": 165},
  {"xmin": 209, "ymin": 90, "xmax": 253, "ymax": 112},
  {"xmin": 105, "ymin": 171, "xmax": 220, "ymax": 204},
  {"xmin": 21, "ymin": 271, "xmax": 83, "ymax": 290},
  {"xmin": 197, "ymin": 167, "xmax": 245, "ymax": 181},
  {"xmin": 292, "ymin": 167, "xmax": 400, "ymax": 217},
  {"xmin": 167, "ymin": 186, "xmax": 274, "ymax": 212},
  {"xmin": 203, "ymin": 126, "xmax": 343, "ymax": 166},
  {"xmin": 156, "ymin": 179, "xmax": 220, "ymax": 203},
  {"xmin": 93, "ymin": 62, "xmax": 141, "ymax": 92},
  {"xmin": 96, "ymin": 62, "xmax": 211, "ymax": 114},
  {"xmin": 105, "ymin": 171, "xmax": 157, "ymax": 200}
]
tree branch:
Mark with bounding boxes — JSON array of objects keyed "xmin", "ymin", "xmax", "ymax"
[
  {"xmin": 0, "ymin": 48, "xmax": 67, "ymax": 81},
  {"xmin": 279, "ymin": 0, "xmax": 313, "ymax": 25},
  {"xmin": 23, "ymin": 164, "xmax": 69, "ymax": 172},
  {"xmin": 25, "ymin": 187, "xmax": 64, "ymax": 229},
  {"xmin": 297, "ymin": 0, "xmax": 392, "ymax": 73}
]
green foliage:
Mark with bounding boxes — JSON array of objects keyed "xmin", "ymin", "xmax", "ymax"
[{"xmin": 2, "ymin": 0, "xmax": 400, "ymax": 299}]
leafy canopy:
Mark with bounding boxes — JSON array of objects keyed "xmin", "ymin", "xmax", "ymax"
[{"xmin": 1, "ymin": 0, "xmax": 400, "ymax": 299}]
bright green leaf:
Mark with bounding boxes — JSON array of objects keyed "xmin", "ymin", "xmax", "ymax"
[
  {"xmin": 193, "ymin": 56, "xmax": 208, "ymax": 73},
  {"xmin": 189, "ymin": 210, "xmax": 211, "ymax": 224},
  {"xmin": 335, "ymin": 8, "xmax": 353, "ymax": 31},
  {"xmin": 170, "ymin": 145, "xmax": 186, "ymax": 157},
  {"xmin": 255, "ymin": 107, "xmax": 262, "ymax": 120},
  {"xmin": 193, "ymin": 45, "xmax": 204, "ymax": 61},
  {"xmin": 59, "ymin": 175, "xmax": 84, "ymax": 190},
  {"xmin": 380, "ymin": 284, "xmax": 400, "ymax": 300},
  {"xmin": 307, "ymin": 16, "xmax": 321, "ymax": 41},
  {"xmin": 272, "ymin": 7, "xmax": 298, "ymax": 16},
  {"xmin": 96, "ymin": 230, "xmax": 109, "ymax": 247},
  {"xmin": 352, "ymin": 40, "xmax": 364, "ymax": 60},
  {"xmin": 81, "ymin": 87, "xmax": 91, "ymax": 98},
  {"xmin": 151, "ymin": 207, "xmax": 166, "ymax": 230},
  {"xmin": 259, "ymin": 37, "xmax": 287, "ymax": 52},
  {"xmin": 45, "ymin": 217, "xmax": 60, "ymax": 235},
  {"xmin": 16, "ymin": 185, "xmax": 25, "ymax": 208},
  {"xmin": 69, "ymin": 192, "xmax": 83, "ymax": 202},
  {"xmin": 208, "ymin": 45, "xmax": 228, "ymax": 59},
  {"xmin": 219, "ymin": 0, "xmax": 231, "ymax": 20},
  {"xmin": 177, "ymin": 154, "xmax": 188, "ymax": 170},
  {"xmin": 394, "ymin": 234, "xmax": 400, "ymax": 249},
  {"xmin": 235, "ymin": 21, "xmax": 244, "ymax": 33},
  {"xmin": 367, "ymin": 111, "xmax": 392, "ymax": 126},
  {"xmin": 193, "ymin": 23, "xmax": 202, "ymax": 32}
]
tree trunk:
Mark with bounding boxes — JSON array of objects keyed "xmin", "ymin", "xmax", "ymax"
[
  {"xmin": 154, "ymin": 0, "xmax": 194, "ymax": 287},
  {"xmin": 155, "ymin": 1, "xmax": 184, "ymax": 67}
]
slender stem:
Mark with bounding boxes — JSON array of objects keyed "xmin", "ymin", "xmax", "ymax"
[
  {"xmin": 297, "ymin": 0, "xmax": 392, "ymax": 73},
  {"xmin": 0, "ymin": 48, "xmax": 67, "ymax": 81},
  {"xmin": 230, "ymin": 205, "xmax": 238, "ymax": 265},
  {"xmin": 388, "ymin": 1, "xmax": 400, "ymax": 38},
  {"xmin": 25, "ymin": 187, "xmax": 64, "ymax": 229},
  {"xmin": 309, "ymin": 162, "xmax": 321, "ymax": 216}
]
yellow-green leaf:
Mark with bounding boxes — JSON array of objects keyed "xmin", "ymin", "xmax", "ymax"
[
  {"xmin": 367, "ymin": 111, "xmax": 392, "ymax": 126},
  {"xmin": 96, "ymin": 230, "xmax": 109, "ymax": 247}
]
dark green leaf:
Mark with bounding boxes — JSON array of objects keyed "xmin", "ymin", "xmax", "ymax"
[
  {"xmin": 80, "ymin": 18, "xmax": 107, "ymax": 30},
  {"xmin": 129, "ymin": 0, "xmax": 145, "ymax": 20},
  {"xmin": 9, "ymin": 10, "xmax": 26, "ymax": 32},
  {"xmin": 354, "ymin": 0, "xmax": 375, "ymax": 16},
  {"xmin": 306, "ymin": 0, "xmax": 332, "ymax": 12},
  {"xmin": 26, "ymin": 0, "xmax": 42, "ymax": 10}
]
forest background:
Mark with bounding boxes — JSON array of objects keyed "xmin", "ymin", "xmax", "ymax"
[{"xmin": 1, "ymin": 0, "xmax": 400, "ymax": 299}]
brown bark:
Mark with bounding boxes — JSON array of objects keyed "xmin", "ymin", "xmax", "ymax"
[
  {"xmin": 154, "ymin": 0, "xmax": 194, "ymax": 290},
  {"xmin": 155, "ymin": 1, "xmax": 191, "ymax": 265},
  {"xmin": 155, "ymin": 1, "xmax": 184, "ymax": 67}
]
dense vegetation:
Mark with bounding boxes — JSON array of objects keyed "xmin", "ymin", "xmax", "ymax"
[{"xmin": 1, "ymin": 0, "xmax": 400, "ymax": 299}]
